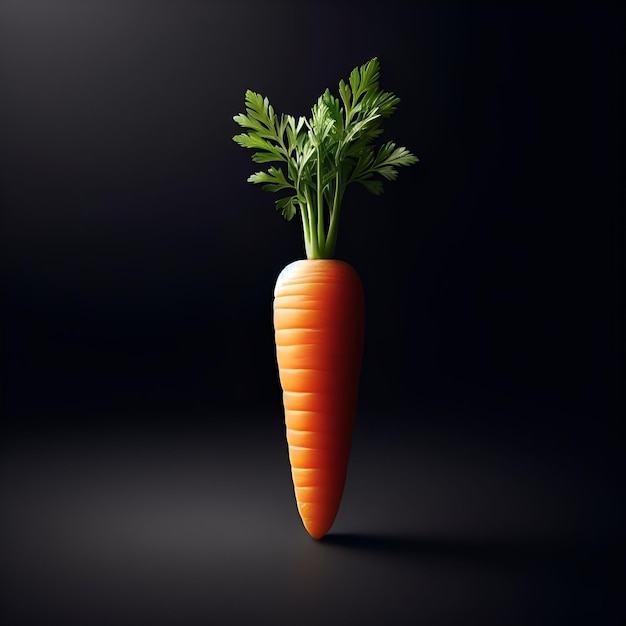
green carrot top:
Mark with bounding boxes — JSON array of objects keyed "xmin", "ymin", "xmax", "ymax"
[{"xmin": 233, "ymin": 57, "xmax": 418, "ymax": 259}]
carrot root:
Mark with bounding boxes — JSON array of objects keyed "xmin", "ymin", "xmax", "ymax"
[{"xmin": 274, "ymin": 259, "xmax": 365, "ymax": 539}]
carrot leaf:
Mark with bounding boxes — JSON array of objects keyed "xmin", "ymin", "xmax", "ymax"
[{"xmin": 233, "ymin": 57, "xmax": 419, "ymax": 258}]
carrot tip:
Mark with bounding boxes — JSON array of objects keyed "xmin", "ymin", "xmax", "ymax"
[
  {"xmin": 303, "ymin": 519, "xmax": 333, "ymax": 540},
  {"xmin": 308, "ymin": 531, "xmax": 327, "ymax": 541}
]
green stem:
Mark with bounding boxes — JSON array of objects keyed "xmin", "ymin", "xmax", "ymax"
[
  {"xmin": 299, "ymin": 202, "xmax": 312, "ymax": 258},
  {"xmin": 323, "ymin": 170, "xmax": 343, "ymax": 258},
  {"xmin": 304, "ymin": 186, "xmax": 320, "ymax": 258},
  {"xmin": 316, "ymin": 147, "xmax": 326, "ymax": 253}
]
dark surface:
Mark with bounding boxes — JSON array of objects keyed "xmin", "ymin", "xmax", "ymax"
[
  {"xmin": 0, "ymin": 1, "xmax": 622, "ymax": 624},
  {"xmin": 1, "ymin": 411, "xmax": 620, "ymax": 625}
]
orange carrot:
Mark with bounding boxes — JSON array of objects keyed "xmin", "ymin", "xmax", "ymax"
[
  {"xmin": 233, "ymin": 58, "xmax": 417, "ymax": 538},
  {"xmin": 274, "ymin": 259, "xmax": 365, "ymax": 539}
]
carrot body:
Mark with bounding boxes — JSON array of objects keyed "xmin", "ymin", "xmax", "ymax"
[{"xmin": 273, "ymin": 259, "xmax": 365, "ymax": 539}]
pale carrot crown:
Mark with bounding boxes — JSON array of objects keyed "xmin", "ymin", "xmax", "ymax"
[{"xmin": 233, "ymin": 57, "xmax": 419, "ymax": 259}]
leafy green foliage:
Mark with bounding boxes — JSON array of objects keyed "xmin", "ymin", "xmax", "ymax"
[{"xmin": 233, "ymin": 57, "xmax": 419, "ymax": 258}]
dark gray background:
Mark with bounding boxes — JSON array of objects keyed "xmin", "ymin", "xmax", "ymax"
[{"xmin": 1, "ymin": 1, "xmax": 622, "ymax": 624}]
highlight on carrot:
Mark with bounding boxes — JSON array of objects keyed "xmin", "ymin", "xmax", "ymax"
[{"xmin": 233, "ymin": 57, "xmax": 418, "ymax": 539}]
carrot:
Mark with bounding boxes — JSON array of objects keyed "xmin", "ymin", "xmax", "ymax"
[
  {"xmin": 233, "ymin": 58, "xmax": 418, "ymax": 538},
  {"xmin": 274, "ymin": 259, "xmax": 365, "ymax": 539}
]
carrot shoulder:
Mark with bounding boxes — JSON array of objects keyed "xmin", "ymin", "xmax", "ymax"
[{"xmin": 274, "ymin": 259, "xmax": 365, "ymax": 539}]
